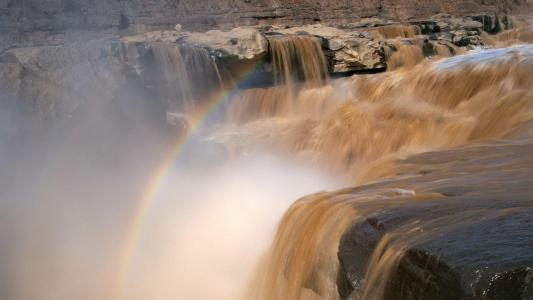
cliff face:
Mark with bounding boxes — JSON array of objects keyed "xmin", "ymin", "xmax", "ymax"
[
  {"xmin": 0, "ymin": 0, "xmax": 530, "ymax": 120},
  {"xmin": 0, "ymin": 0, "xmax": 530, "ymax": 35}
]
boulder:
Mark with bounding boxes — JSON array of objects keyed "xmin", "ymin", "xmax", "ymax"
[
  {"xmin": 425, "ymin": 14, "xmax": 484, "ymax": 47},
  {"xmin": 269, "ymin": 24, "xmax": 388, "ymax": 72},
  {"xmin": 118, "ymin": 26, "xmax": 270, "ymax": 105},
  {"xmin": 337, "ymin": 135, "xmax": 533, "ymax": 299},
  {"xmin": 119, "ymin": 26, "xmax": 268, "ymax": 75},
  {"xmin": 185, "ymin": 27, "xmax": 268, "ymax": 60},
  {"xmin": 432, "ymin": 14, "xmax": 483, "ymax": 32},
  {"xmin": 121, "ymin": 27, "xmax": 268, "ymax": 59}
]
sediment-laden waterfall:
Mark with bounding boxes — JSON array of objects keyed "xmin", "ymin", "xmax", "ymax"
[
  {"xmin": 221, "ymin": 45, "xmax": 533, "ymax": 181},
  {"xmin": 269, "ymin": 35, "xmax": 329, "ymax": 86},
  {"xmin": 219, "ymin": 44, "xmax": 533, "ymax": 299},
  {"xmin": 3, "ymin": 20, "xmax": 533, "ymax": 300},
  {"xmin": 121, "ymin": 41, "xmax": 224, "ymax": 117},
  {"xmin": 121, "ymin": 33, "xmax": 533, "ymax": 300},
  {"xmin": 228, "ymin": 35, "xmax": 330, "ymax": 123}
]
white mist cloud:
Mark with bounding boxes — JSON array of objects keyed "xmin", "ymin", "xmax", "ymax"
[
  {"xmin": 126, "ymin": 154, "xmax": 343, "ymax": 300},
  {"xmin": 0, "ymin": 109, "xmax": 342, "ymax": 300}
]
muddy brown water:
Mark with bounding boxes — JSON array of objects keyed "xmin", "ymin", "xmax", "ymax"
[
  {"xmin": 2, "ymin": 30, "xmax": 533, "ymax": 300},
  {"xmin": 219, "ymin": 44, "xmax": 533, "ymax": 299}
]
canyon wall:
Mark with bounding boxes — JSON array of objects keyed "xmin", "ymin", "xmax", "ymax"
[
  {"xmin": 1, "ymin": 0, "xmax": 531, "ymax": 35},
  {"xmin": 0, "ymin": 0, "xmax": 531, "ymax": 120}
]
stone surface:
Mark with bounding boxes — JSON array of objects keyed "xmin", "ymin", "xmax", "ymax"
[
  {"xmin": 426, "ymin": 14, "xmax": 484, "ymax": 47},
  {"xmin": 0, "ymin": 39, "xmax": 122, "ymax": 119},
  {"xmin": 0, "ymin": 14, "xmax": 514, "ymax": 119},
  {"xmin": 1, "ymin": 0, "xmax": 530, "ymax": 119},
  {"xmin": 336, "ymin": 132, "xmax": 533, "ymax": 299},
  {"xmin": 0, "ymin": 0, "xmax": 530, "ymax": 36},
  {"xmin": 270, "ymin": 24, "xmax": 388, "ymax": 72},
  {"xmin": 121, "ymin": 26, "xmax": 268, "ymax": 60},
  {"xmin": 185, "ymin": 27, "xmax": 269, "ymax": 60},
  {"xmin": 120, "ymin": 25, "xmax": 268, "ymax": 60}
]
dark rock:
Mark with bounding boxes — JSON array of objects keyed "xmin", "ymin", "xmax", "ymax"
[
  {"xmin": 387, "ymin": 249, "xmax": 463, "ymax": 300},
  {"xmin": 485, "ymin": 267, "xmax": 533, "ymax": 300},
  {"xmin": 470, "ymin": 15, "xmax": 510, "ymax": 34},
  {"xmin": 410, "ymin": 20, "xmax": 440, "ymax": 34},
  {"xmin": 119, "ymin": 13, "xmax": 130, "ymax": 30},
  {"xmin": 422, "ymin": 40, "xmax": 436, "ymax": 56},
  {"xmin": 337, "ymin": 137, "xmax": 533, "ymax": 299}
]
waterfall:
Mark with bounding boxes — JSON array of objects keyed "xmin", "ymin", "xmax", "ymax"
[{"xmin": 219, "ymin": 45, "xmax": 533, "ymax": 300}]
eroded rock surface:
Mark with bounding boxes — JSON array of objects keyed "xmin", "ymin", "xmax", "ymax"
[
  {"xmin": 0, "ymin": 0, "xmax": 530, "ymax": 35},
  {"xmin": 268, "ymin": 24, "xmax": 388, "ymax": 72},
  {"xmin": 1, "ymin": 0, "xmax": 530, "ymax": 119}
]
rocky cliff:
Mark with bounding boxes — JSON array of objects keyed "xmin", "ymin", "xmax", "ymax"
[
  {"xmin": 1, "ymin": 0, "xmax": 531, "ymax": 36},
  {"xmin": 0, "ymin": 0, "xmax": 531, "ymax": 120}
]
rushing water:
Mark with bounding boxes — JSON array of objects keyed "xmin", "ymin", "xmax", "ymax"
[
  {"xmin": 2, "ymin": 27, "xmax": 533, "ymax": 300},
  {"xmin": 220, "ymin": 39, "xmax": 533, "ymax": 299}
]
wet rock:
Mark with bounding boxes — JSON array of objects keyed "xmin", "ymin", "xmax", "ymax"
[
  {"xmin": 328, "ymin": 39, "xmax": 344, "ymax": 51},
  {"xmin": 337, "ymin": 18, "xmax": 395, "ymax": 30},
  {"xmin": 485, "ymin": 267, "xmax": 533, "ymax": 300},
  {"xmin": 421, "ymin": 40, "xmax": 436, "ymax": 56},
  {"xmin": 337, "ymin": 138, "xmax": 533, "ymax": 299},
  {"xmin": 185, "ymin": 27, "xmax": 268, "ymax": 60},
  {"xmin": 117, "ymin": 27, "xmax": 272, "ymax": 111},
  {"xmin": 438, "ymin": 16, "xmax": 482, "ymax": 32},
  {"xmin": 120, "ymin": 30, "xmax": 184, "ymax": 44},
  {"xmin": 270, "ymin": 24, "xmax": 388, "ymax": 72},
  {"xmin": 470, "ymin": 15, "xmax": 506, "ymax": 34},
  {"xmin": 119, "ymin": 26, "xmax": 268, "ymax": 76},
  {"xmin": 426, "ymin": 14, "xmax": 485, "ymax": 47},
  {"xmin": 340, "ymin": 204, "xmax": 533, "ymax": 299},
  {"xmin": 451, "ymin": 30, "xmax": 471, "ymax": 46},
  {"xmin": 410, "ymin": 20, "xmax": 440, "ymax": 35},
  {"xmin": 121, "ymin": 27, "xmax": 268, "ymax": 60},
  {"xmin": 1, "ymin": 8, "xmax": 526, "ymax": 119},
  {"xmin": 122, "ymin": 22, "xmax": 392, "ymax": 86}
]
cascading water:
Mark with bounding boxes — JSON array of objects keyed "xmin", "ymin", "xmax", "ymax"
[
  {"xmin": 269, "ymin": 35, "xmax": 329, "ymax": 86},
  {"xmin": 220, "ymin": 45, "xmax": 533, "ymax": 181},
  {"xmin": 227, "ymin": 35, "xmax": 330, "ymax": 123},
  {"xmin": 372, "ymin": 25, "xmax": 421, "ymax": 39},
  {"xmin": 120, "ymin": 41, "xmax": 224, "ymax": 124},
  {"xmin": 151, "ymin": 42, "xmax": 195, "ymax": 113},
  {"xmin": 215, "ymin": 44, "xmax": 533, "ymax": 299},
  {"xmin": 4, "ymin": 20, "xmax": 533, "ymax": 300}
]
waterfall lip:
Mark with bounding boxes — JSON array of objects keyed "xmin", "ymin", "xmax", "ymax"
[{"xmin": 434, "ymin": 44, "xmax": 533, "ymax": 70}]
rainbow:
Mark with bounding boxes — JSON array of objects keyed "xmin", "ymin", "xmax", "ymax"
[{"xmin": 112, "ymin": 64, "xmax": 260, "ymax": 299}]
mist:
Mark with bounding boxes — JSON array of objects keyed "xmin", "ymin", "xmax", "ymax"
[{"xmin": 0, "ymin": 91, "xmax": 343, "ymax": 300}]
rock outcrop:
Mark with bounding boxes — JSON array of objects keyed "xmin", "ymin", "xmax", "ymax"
[
  {"xmin": 1, "ymin": 0, "xmax": 530, "ymax": 119},
  {"xmin": 269, "ymin": 24, "xmax": 388, "ymax": 73},
  {"xmin": 336, "ymin": 131, "xmax": 533, "ymax": 299},
  {"xmin": 117, "ymin": 14, "xmax": 502, "ymax": 88},
  {"xmin": 0, "ymin": 13, "xmax": 523, "ymax": 119},
  {"xmin": 0, "ymin": 39, "xmax": 121, "ymax": 119},
  {"xmin": 0, "ymin": 0, "xmax": 530, "ymax": 36}
]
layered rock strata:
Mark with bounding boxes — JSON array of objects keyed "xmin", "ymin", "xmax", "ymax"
[{"xmin": 0, "ymin": 12, "xmax": 527, "ymax": 119}]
